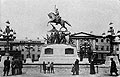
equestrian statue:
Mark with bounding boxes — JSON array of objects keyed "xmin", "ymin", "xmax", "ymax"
[{"xmin": 47, "ymin": 5, "xmax": 72, "ymax": 31}]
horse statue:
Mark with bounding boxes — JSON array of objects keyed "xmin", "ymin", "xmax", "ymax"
[{"xmin": 47, "ymin": 12, "xmax": 71, "ymax": 31}]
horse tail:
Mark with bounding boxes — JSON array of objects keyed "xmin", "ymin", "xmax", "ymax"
[{"xmin": 65, "ymin": 21, "xmax": 72, "ymax": 27}]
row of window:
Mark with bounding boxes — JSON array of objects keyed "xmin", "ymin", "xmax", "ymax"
[
  {"xmin": 21, "ymin": 54, "xmax": 40, "ymax": 60},
  {"xmin": 96, "ymin": 45, "xmax": 119, "ymax": 51},
  {"xmin": 95, "ymin": 38, "xmax": 109, "ymax": 43},
  {"xmin": 21, "ymin": 49, "xmax": 40, "ymax": 52},
  {"xmin": 44, "ymin": 48, "xmax": 74, "ymax": 54},
  {"xmin": 95, "ymin": 45, "xmax": 109, "ymax": 51}
]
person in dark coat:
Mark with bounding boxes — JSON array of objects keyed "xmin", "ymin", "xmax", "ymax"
[
  {"xmin": 43, "ymin": 61, "xmax": 46, "ymax": 74},
  {"xmin": 74, "ymin": 59, "xmax": 79, "ymax": 75},
  {"xmin": 110, "ymin": 58, "xmax": 118, "ymax": 76},
  {"xmin": 3, "ymin": 56, "xmax": 10, "ymax": 76},
  {"xmin": 18, "ymin": 58, "xmax": 23, "ymax": 74},
  {"xmin": 11, "ymin": 58, "xmax": 15, "ymax": 75},
  {"xmin": 90, "ymin": 60, "xmax": 95, "ymax": 74},
  {"xmin": 14, "ymin": 59, "xmax": 19, "ymax": 75},
  {"xmin": 50, "ymin": 62, "xmax": 54, "ymax": 73}
]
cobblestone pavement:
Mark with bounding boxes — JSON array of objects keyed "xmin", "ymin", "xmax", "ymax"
[{"xmin": 0, "ymin": 65, "xmax": 120, "ymax": 77}]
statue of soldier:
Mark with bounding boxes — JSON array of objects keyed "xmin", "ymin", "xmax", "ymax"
[
  {"xmin": 53, "ymin": 31, "xmax": 59, "ymax": 44},
  {"xmin": 50, "ymin": 33, "xmax": 54, "ymax": 44},
  {"xmin": 60, "ymin": 32, "xmax": 66, "ymax": 44}
]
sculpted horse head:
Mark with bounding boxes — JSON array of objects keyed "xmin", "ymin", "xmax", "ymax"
[{"xmin": 48, "ymin": 12, "xmax": 56, "ymax": 21}]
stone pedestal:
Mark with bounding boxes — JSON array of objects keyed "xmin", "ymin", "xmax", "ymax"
[
  {"xmin": 26, "ymin": 58, "xmax": 32, "ymax": 63},
  {"xmin": 39, "ymin": 44, "xmax": 78, "ymax": 64},
  {"xmin": 0, "ymin": 56, "xmax": 12, "ymax": 67},
  {"xmin": 105, "ymin": 56, "xmax": 119, "ymax": 66}
]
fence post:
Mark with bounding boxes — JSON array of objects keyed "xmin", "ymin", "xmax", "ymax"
[{"xmin": 40, "ymin": 64, "xmax": 42, "ymax": 73}]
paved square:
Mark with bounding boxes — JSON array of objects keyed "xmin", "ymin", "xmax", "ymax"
[{"xmin": 0, "ymin": 65, "xmax": 120, "ymax": 77}]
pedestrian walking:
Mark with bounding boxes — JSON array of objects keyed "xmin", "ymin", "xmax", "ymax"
[
  {"xmin": 74, "ymin": 59, "xmax": 79, "ymax": 75},
  {"xmin": 43, "ymin": 61, "xmax": 46, "ymax": 74},
  {"xmin": 71, "ymin": 64, "xmax": 75, "ymax": 75},
  {"xmin": 50, "ymin": 62, "xmax": 54, "ymax": 73},
  {"xmin": 110, "ymin": 58, "xmax": 118, "ymax": 76},
  {"xmin": 3, "ymin": 56, "xmax": 10, "ymax": 76},
  {"xmin": 46, "ymin": 62, "xmax": 50, "ymax": 73},
  {"xmin": 11, "ymin": 58, "xmax": 15, "ymax": 75}
]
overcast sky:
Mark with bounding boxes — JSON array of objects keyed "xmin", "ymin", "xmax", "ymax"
[{"xmin": 1, "ymin": 0, "xmax": 120, "ymax": 40}]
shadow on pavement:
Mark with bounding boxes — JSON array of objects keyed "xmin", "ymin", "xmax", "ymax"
[{"xmin": 103, "ymin": 73, "xmax": 119, "ymax": 76}]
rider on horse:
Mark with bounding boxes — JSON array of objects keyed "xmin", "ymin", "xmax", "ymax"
[
  {"xmin": 47, "ymin": 5, "xmax": 71, "ymax": 31},
  {"xmin": 54, "ymin": 6, "xmax": 61, "ymax": 24}
]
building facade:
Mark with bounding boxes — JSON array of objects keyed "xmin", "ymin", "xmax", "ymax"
[
  {"xmin": 70, "ymin": 32, "xmax": 120, "ymax": 63},
  {"xmin": 0, "ymin": 39, "xmax": 44, "ymax": 62}
]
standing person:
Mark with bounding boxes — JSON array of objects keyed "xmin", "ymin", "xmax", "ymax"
[
  {"xmin": 74, "ymin": 59, "xmax": 79, "ymax": 75},
  {"xmin": 47, "ymin": 62, "xmax": 50, "ymax": 73},
  {"xmin": 110, "ymin": 58, "xmax": 118, "ymax": 76},
  {"xmin": 18, "ymin": 58, "xmax": 23, "ymax": 74},
  {"xmin": 3, "ymin": 56, "xmax": 10, "ymax": 76},
  {"xmin": 11, "ymin": 58, "xmax": 15, "ymax": 75},
  {"xmin": 43, "ymin": 61, "xmax": 46, "ymax": 74},
  {"xmin": 14, "ymin": 58, "xmax": 19, "ymax": 75},
  {"xmin": 90, "ymin": 60, "xmax": 95, "ymax": 74},
  {"xmin": 50, "ymin": 62, "xmax": 54, "ymax": 73},
  {"xmin": 71, "ymin": 64, "xmax": 75, "ymax": 75}
]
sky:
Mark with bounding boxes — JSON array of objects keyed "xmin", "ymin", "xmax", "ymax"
[{"xmin": 1, "ymin": 0, "xmax": 120, "ymax": 40}]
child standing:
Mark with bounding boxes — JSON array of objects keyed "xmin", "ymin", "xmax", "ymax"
[
  {"xmin": 47, "ymin": 62, "xmax": 50, "ymax": 73},
  {"xmin": 71, "ymin": 64, "xmax": 75, "ymax": 75}
]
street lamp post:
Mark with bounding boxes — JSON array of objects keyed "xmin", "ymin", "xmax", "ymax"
[
  {"xmin": 0, "ymin": 21, "xmax": 16, "ymax": 67},
  {"xmin": 102, "ymin": 23, "xmax": 120, "ymax": 55},
  {"xmin": 24, "ymin": 40, "xmax": 34, "ymax": 63},
  {"xmin": 79, "ymin": 40, "xmax": 92, "ymax": 62},
  {"xmin": 0, "ymin": 21, "xmax": 16, "ymax": 56}
]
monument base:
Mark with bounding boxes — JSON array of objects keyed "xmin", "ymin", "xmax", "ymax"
[
  {"xmin": 0, "ymin": 56, "xmax": 12, "ymax": 67},
  {"xmin": 79, "ymin": 58, "xmax": 90, "ymax": 64},
  {"xmin": 105, "ymin": 56, "xmax": 119, "ymax": 66},
  {"xmin": 26, "ymin": 58, "xmax": 32, "ymax": 63},
  {"xmin": 39, "ymin": 44, "xmax": 78, "ymax": 64}
]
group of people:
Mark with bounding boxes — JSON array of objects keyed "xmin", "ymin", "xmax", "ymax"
[
  {"xmin": 3, "ymin": 57, "xmax": 119, "ymax": 76},
  {"xmin": 3, "ymin": 56, "xmax": 23, "ymax": 76},
  {"xmin": 43, "ymin": 61, "xmax": 54, "ymax": 74},
  {"xmin": 71, "ymin": 58, "xmax": 119, "ymax": 76}
]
